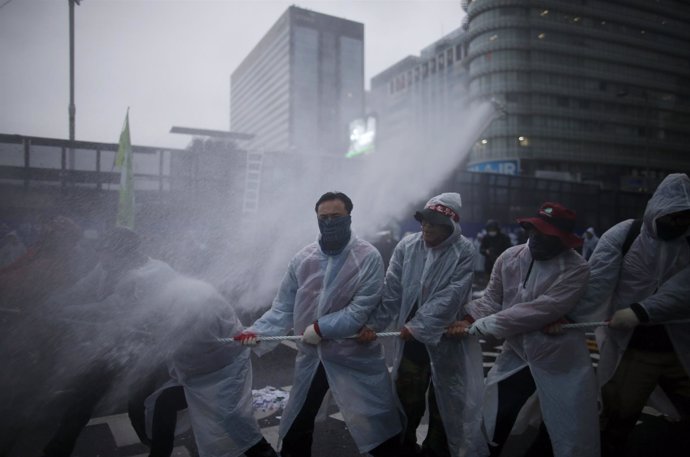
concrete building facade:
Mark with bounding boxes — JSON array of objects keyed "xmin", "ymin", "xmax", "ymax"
[
  {"xmin": 230, "ymin": 6, "xmax": 364, "ymax": 156},
  {"xmin": 368, "ymin": 27, "xmax": 472, "ymax": 163},
  {"xmin": 462, "ymin": 0, "xmax": 690, "ymax": 190}
]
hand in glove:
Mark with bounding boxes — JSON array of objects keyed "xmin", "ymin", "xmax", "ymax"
[
  {"xmin": 468, "ymin": 315, "xmax": 499, "ymax": 337},
  {"xmin": 609, "ymin": 307, "xmax": 640, "ymax": 330},
  {"xmin": 234, "ymin": 331, "xmax": 258, "ymax": 346},
  {"xmin": 302, "ymin": 322, "xmax": 322, "ymax": 345}
]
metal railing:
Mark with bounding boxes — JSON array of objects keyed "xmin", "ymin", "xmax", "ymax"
[{"xmin": 0, "ymin": 133, "xmax": 183, "ymax": 192}]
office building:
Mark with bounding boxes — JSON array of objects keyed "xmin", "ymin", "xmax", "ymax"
[
  {"xmin": 368, "ymin": 28, "xmax": 472, "ymax": 162},
  {"xmin": 230, "ymin": 6, "xmax": 364, "ymax": 156},
  {"xmin": 462, "ymin": 0, "xmax": 690, "ymax": 189}
]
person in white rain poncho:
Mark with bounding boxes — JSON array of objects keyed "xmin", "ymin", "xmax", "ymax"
[
  {"xmin": 161, "ymin": 277, "xmax": 279, "ymax": 457},
  {"xmin": 573, "ymin": 173, "xmax": 690, "ymax": 457},
  {"xmin": 360, "ymin": 192, "xmax": 487, "ymax": 457},
  {"xmin": 581, "ymin": 227, "xmax": 599, "ymax": 261},
  {"xmin": 449, "ymin": 202, "xmax": 600, "ymax": 457},
  {"xmin": 38, "ymin": 227, "xmax": 276, "ymax": 457},
  {"xmin": 236, "ymin": 192, "xmax": 403, "ymax": 457}
]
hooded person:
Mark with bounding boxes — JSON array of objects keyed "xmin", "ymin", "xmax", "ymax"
[
  {"xmin": 572, "ymin": 172, "xmax": 690, "ymax": 456},
  {"xmin": 581, "ymin": 227, "xmax": 599, "ymax": 260},
  {"xmin": 360, "ymin": 192, "xmax": 487, "ymax": 457},
  {"xmin": 449, "ymin": 202, "xmax": 599, "ymax": 457},
  {"xmin": 235, "ymin": 191, "xmax": 403, "ymax": 457},
  {"xmin": 479, "ymin": 219, "xmax": 512, "ymax": 280},
  {"xmin": 0, "ymin": 223, "xmax": 26, "ymax": 268}
]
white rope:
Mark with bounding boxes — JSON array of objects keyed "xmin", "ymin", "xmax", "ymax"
[
  {"xmin": 561, "ymin": 321, "xmax": 608, "ymax": 329},
  {"xmin": 218, "ymin": 331, "xmax": 400, "ymax": 344},
  {"xmin": 219, "ymin": 320, "xmax": 690, "ymax": 344},
  {"xmin": 561, "ymin": 319, "xmax": 690, "ymax": 329}
]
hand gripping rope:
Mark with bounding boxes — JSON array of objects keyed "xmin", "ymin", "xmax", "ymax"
[
  {"xmin": 217, "ymin": 320, "xmax": 690, "ymax": 344},
  {"xmin": 218, "ymin": 331, "xmax": 402, "ymax": 344}
]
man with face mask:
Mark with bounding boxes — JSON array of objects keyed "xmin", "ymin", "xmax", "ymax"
[
  {"xmin": 572, "ymin": 173, "xmax": 690, "ymax": 456},
  {"xmin": 358, "ymin": 192, "xmax": 487, "ymax": 457},
  {"xmin": 235, "ymin": 191, "xmax": 403, "ymax": 457},
  {"xmin": 448, "ymin": 202, "xmax": 599, "ymax": 457}
]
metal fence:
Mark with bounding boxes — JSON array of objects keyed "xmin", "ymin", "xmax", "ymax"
[{"xmin": 0, "ymin": 133, "xmax": 654, "ymax": 237}]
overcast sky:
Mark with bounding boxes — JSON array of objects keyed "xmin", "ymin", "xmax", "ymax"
[{"xmin": 0, "ymin": 0, "xmax": 465, "ymax": 149}]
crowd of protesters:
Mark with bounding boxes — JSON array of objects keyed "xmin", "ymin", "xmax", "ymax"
[{"xmin": 1, "ymin": 172, "xmax": 688, "ymax": 457}]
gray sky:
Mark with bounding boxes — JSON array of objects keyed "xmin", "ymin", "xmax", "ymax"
[{"xmin": 0, "ymin": 0, "xmax": 464, "ymax": 149}]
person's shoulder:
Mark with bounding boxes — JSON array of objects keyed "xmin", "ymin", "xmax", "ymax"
[
  {"xmin": 295, "ymin": 241, "xmax": 319, "ymax": 257},
  {"xmin": 602, "ymin": 219, "xmax": 636, "ymax": 237},
  {"xmin": 350, "ymin": 236, "xmax": 382, "ymax": 257},
  {"xmin": 502, "ymin": 244, "xmax": 525, "ymax": 257},
  {"xmin": 564, "ymin": 248, "xmax": 588, "ymax": 266},
  {"xmin": 598, "ymin": 218, "xmax": 638, "ymax": 248},
  {"xmin": 396, "ymin": 231, "xmax": 420, "ymax": 247},
  {"xmin": 454, "ymin": 234, "xmax": 475, "ymax": 250}
]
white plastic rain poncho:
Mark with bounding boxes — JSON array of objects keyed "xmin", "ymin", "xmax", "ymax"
[
  {"xmin": 368, "ymin": 192, "xmax": 487, "ymax": 457},
  {"xmin": 574, "ymin": 173, "xmax": 690, "ymax": 390},
  {"xmin": 466, "ymin": 245, "xmax": 600, "ymax": 457},
  {"xmin": 248, "ymin": 235, "xmax": 403, "ymax": 454},
  {"xmin": 57, "ymin": 260, "xmax": 266, "ymax": 457},
  {"xmin": 52, "ymin": 258, "xmax": 180, "ymax": 369},
  {"xmin": 164, "ymin": 277, "xmax": 266, "ymax": 457}
]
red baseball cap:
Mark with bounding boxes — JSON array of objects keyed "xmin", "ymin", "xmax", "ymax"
[{"xmin": 516, "ymin": 202, "xmax": 583, "ymax": 248}]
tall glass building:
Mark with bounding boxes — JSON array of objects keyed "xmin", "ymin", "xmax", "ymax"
[
  {"xmin": 230, "ymin": 6, "xmax": 364, "ymax": 156},
  {"xmin": 462, "ymin": 0, "xmax": 690, "ymax": 190}
]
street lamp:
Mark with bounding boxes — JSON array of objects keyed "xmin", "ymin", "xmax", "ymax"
[{"xmin": 69, "ymin": 0, "xmax": 80, "ymax": 142}]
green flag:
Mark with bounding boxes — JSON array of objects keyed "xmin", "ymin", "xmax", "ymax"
[{"xmin": 116, "ymin": 110, "xmax": 135, "ymax": 229}]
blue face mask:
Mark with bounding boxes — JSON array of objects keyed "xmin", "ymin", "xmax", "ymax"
[{"xmin": 318, "ymin": 215, "xmax": 352, "ymax": 256}]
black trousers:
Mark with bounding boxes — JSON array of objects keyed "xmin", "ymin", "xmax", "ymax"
[
  {"xmin": 490, "ymin": 366, "xmax": 552, "ymax": 457},
  {"xmin": 41, "ymin": 361, "xmax": 117, "ymax": 457},
  {"xmin": 128, "ymin": 365, "xmax": 278, "ymax": 457},
  {"xmin": 128, "ymin": 364, "xmax": 190, "ymax": 457},
  {"xmin": 128, "ymin": 379, "xmax": 188, "ymax": 457},
  {"xmin": 280, "ymin": 363, "xmax": 401, "ymax": 457},
  {"xmin": 396, "ymin": 339, "xmax": 449, "ymax": 457}
]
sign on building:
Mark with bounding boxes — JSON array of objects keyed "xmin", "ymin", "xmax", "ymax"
[{"xmin": 467, "ymin": 160, "xmax": 519, "ymax": 175}]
